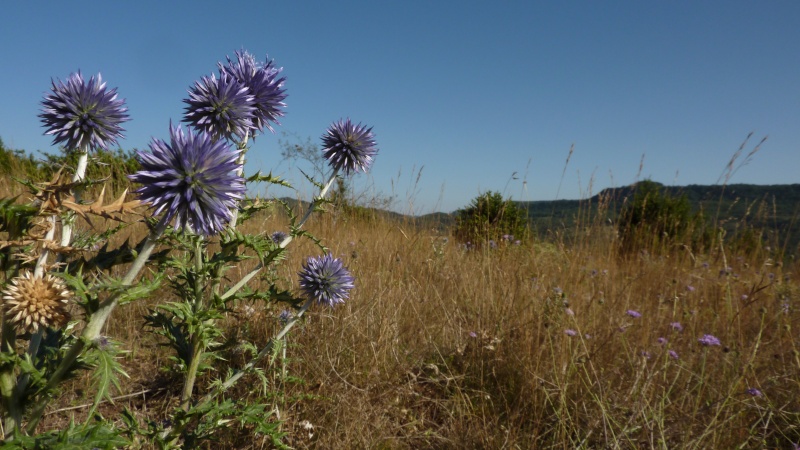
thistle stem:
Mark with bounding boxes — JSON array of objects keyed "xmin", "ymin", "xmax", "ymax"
[
  {"xmin": 161, "ymin": 297, "xmax": 314, "ymax": 441},
  {"xmin": 58, "ymin": 150, "xmax": 89, "ymax": 250},
  {"xmin": 25, "ymin": 216, "xmax": 170, "ymax": 434},
  {"xmin": 228, "ymin": 133, "xmax": 249, "ymax": 229},
  {"xmin": 179, "ymin": 240, "xmax": 207, "ymax": 410},
  {"xmin": 220, "ymin": 168, "xmax": 340, "ymax": 301}
]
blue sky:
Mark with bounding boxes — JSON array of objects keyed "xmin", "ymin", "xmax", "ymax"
[{"xmin": 2, "ymin": 1, "xmax": 799, "ymax": 214}]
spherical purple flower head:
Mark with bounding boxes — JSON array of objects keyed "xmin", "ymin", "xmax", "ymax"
[
  {"xmin": 298, "ymin": 253, "xmax": 355, "ymax": 307},
  {"xmin": 40, "ymin": 71, "xmax": 129, "ymax": 151},
  {"xmin": 128, "ymin": 124, "xmax": 246, "ymax": 236},
  {"xmin": 698, "ymin": 334, "xmax": 721, "ymax": 347},
  {"xmin": 183, "ymin": 72, "xmax": 255, "ymax": 141},
  {"xmin": 321, "ymin": 118, "xmax": 378, "ymax": 175},
  {"xmin": 270, "ymin": 231, "xmax": 288, "ymax": 245},
  {"xmin": 218, "ymin": 50, "xmax": 286, "ymax": 135}
]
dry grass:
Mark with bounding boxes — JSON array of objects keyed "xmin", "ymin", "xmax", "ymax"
[{"xmin": 17, "ymin": 196, "xmax": 800, "ymax": 448}]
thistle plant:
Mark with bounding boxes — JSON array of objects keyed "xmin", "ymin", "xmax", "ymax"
[{"xmin": 0, "ymin": 49, "xmax": 376, "ymax": 447}]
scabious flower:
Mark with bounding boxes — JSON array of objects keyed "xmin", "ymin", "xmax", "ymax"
[
  {"xmin": 564, "ymin": 329, "xmax": 577, "ymax": 337},
  {"xmin": 183, "ymin": 72, "xmax": 255, "ymax": 141},
  {"xmin": 2, "ymin": 271, "xmax": 72, "ymax": 333},
  {"xmin": 745, "ymin": 388, "xmax": 762, "ymax": 397},
  {"xmin": 670, "ymin": 321, "xmax": 683, "ymax": 332},
  {"xmin": 321, "ymin": 118, "xmax": 378, "ymax": 175},
  {"xmin": 129, "ymin": 124, "xmax": 246, "ymax": 236},
  {"xmin": 698, "ymin": 334, "xmax": 721, "ymax": 347},
  {"xmin": 668, "ymin": 350, "xmax": 679, "ymax": 360},
  {"xmin": 657, "ymin": 337, "xmax": 668, "ymax": 345},
  {"xmin": 40, "ymin": 71, "xmax": 129, "ymax": 151},
  {"xmin": 298, "ymin": 254, "xmax": 355, "ymax": 307},
  {"xmin": 218, "ymin": 50, "xmax": 286, "ymax": 135},
  {"xmin": 626, "ymin": 309, "xmax": 642, "ymax": 318}
]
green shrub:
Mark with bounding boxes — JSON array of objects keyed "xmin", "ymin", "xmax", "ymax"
[
  {"xmin": 617, "ymin": 180, "xmax": 704, "ymax": 252},
  {"xmin": 454, "ymin": 191, "xmax": 528, "ymax": 244}
]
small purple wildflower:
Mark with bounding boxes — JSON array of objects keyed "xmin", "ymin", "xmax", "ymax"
[
  {"xmin": 488, "ymin": 240, "xmax": 497, "ymax": 249},
  {"xmin": 564, "ymin": 329, "xmax": 578, "ymax": 337},
  {"xmin": 626, "ymin": 310, "xmax": 642, "ymax": 318},
  {"xmin": 740, "ymin": 294, "xmax": 749, "ymax": 301},
  {"xmin": 668, "ymin": 350, "xmax": 679, "ymax": 359},
  {"xmin": 698, "ymin": 334, "xmax": 721, "ymax": 347},
  {"xmin": 513, "ymin": 240, "xmax": 521, "ymax": 246},
  {"xmin": 686, "ymin": 285, "xmax": 696, "ymax": 292},
  {"xmin": 584, "ymin": 333, "xmax": 592, "ymax": 339},
  {"xmin": 670, "ymin": 322, "xmax": 683, "ymax": 332},
  {"xmin": 565, "ymin": 308, "xmax": 575, "ymax": 316},
  {"xmin": 469, "ymin": 331, "xmax": 478, "ymax": 338},
  {"xmin": 745, "ymin": 388, "xmax": 762, "ymax": 397},
  {"xmin": 657, "ymin": 337, "xmax": 668, "ymax": 346},
  {"xmin": 640, "ymin": 351, "xmax": 651, "ymax": 359},
  {"xmin": 553, "ymin": 287, "xmax": 563, "ymax": 296}
]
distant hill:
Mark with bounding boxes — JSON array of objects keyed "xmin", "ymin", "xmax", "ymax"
[
  {"xmin": 282, "ymin": 183, "xmax": 800, "ymax": 254},
  {"xmin": 511, "ymin": 182, "xmax": 800, "ymax": 253}
]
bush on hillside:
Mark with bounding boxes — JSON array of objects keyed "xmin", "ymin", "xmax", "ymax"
[
  {"xmin": 454, "ymin": 191, "xmax": 528, "ymax": 244},
  {"xmin": 617, "ymin": 180, "xmax": 705, "ymax": 252}
]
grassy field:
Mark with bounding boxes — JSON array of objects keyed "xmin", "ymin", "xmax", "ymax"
[{"xmin": 1, "ymin": 146, "xmax": 798, "ymax": 448}]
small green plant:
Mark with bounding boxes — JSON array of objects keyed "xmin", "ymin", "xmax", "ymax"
[{"xmin": 454, "ymin": 191, "xmax": 528, "ymax": 245}]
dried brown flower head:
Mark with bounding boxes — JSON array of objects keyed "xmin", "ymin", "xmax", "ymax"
[{"xmin": 2, "ymin": 271, "xmax": 72, "ymax": 334}]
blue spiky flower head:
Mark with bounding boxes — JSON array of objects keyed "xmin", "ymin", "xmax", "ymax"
[
  {"xmin": 183, "ymin": 72, "xmax": 255, "ymax": 141},
  {"xmin": 219, "ymin": 50, "xmax": 287, "ymax": 135},
  {"xmin": 321, "ymin": 118, "xmax": 378, "ymax": 175},
  {"xmin": 298, "ymin": 254, "xmax": 355, "ymax": 307},
  {"xmin": 128, "ymin": 123, "xmax": 246, "ymax": 236},
  {"xmin": 39, "ymin": 71, "xmax": 129, "ymax": 151}
]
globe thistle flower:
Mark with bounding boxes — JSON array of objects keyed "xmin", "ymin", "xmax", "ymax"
[
  {"xmin": 2, "ymin": 271, "xmax": 72, "ymax": 333},
  {"xmin": 698, "ymin": 334, "xmax": 721, "ymax": 347},
  {"xmin": 298, "ymin": 254, "xmax": 355, "ymax": 307},
  {"xmin": 278, "ymin": 310, "xmax": 293, "ymax": 325},
  {"xmin": 183, "ymin": 72, "xmax": 255, "ymax": 141},
  {"xmin": 39, "ymin": 71, "xmax": 129, "ymax": 151},
  {"xmin": 321, "ymin": 118, "xmax": 378, "ymax": 175},
  {"xmin": 270, "ymin": 230, "xmax": 288, "ymax": 245},
  {"xmin": 218, "ymin": 50, "xmax": 287, "ymax": 135},
  {"xmin": 128, "ymin": 124, "xmax": 246, "ymax": 236}
]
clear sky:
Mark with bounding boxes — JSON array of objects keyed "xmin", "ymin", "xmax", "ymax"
[{"xmin": 2, "ymin": 1, "xmax": 799, "ymax": 214}]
